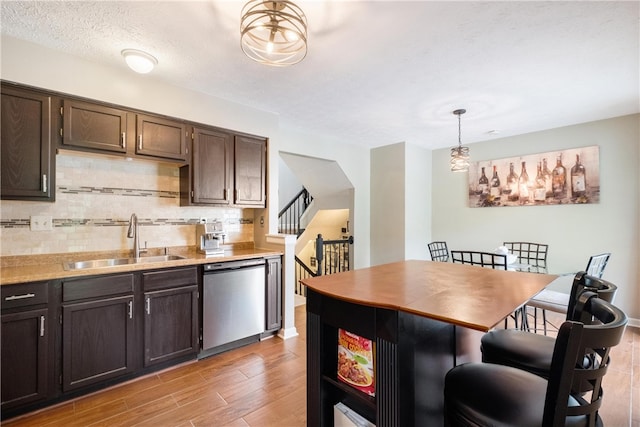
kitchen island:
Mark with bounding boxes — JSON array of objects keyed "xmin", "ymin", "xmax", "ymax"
[{"xmin": 302, "ymin": 260, "xmax": 557, "ymax": 427}]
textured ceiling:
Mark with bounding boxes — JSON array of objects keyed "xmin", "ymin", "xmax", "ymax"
[{"xmin": 1, "ymin": 1, "xmax": 638, "ymax": 150}]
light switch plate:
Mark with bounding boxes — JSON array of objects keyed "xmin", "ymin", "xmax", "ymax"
[{"xmin": 30, "ymin": 215, "xmax": 53, "ymax": 231}]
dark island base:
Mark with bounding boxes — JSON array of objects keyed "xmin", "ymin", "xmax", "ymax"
[{"xmin": 306, "ymin": 289, "xmax": 483, "ymax": 427}]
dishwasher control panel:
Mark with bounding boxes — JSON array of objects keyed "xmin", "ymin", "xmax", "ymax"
[{"xmin": 203, "ymin": 258, "xmax": 265, "ymax": 272}]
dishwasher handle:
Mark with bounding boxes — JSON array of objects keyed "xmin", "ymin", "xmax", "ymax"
[{"xmin": 203, "ymin": 258, "xmax": 265, "ymax": 272}]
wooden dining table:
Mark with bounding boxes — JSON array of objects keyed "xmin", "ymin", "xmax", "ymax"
[{"xmin": 302, "ymin": 260, "xmax": 558, "ymax": 427}]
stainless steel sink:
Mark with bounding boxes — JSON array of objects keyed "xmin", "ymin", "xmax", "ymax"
[
  {"xmin": 63, "ymin": 255, "xmax": 186, "ymax": 270},
  {"xmin": 135, "ymin": 255, "xmax": 186, "ymax": 263}
]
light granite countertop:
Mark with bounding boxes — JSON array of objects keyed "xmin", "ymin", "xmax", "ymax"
[{"xmin": 0, "ymin": 245, "xmax": 282, "ymax": 286}]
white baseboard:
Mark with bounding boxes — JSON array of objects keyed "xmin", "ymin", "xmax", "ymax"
[
  {"xmin": 627, "ymin": 317, "xmax": 640, "ymax": 329},
  {"xmin": 278, "ymin": 326, "xmax": 299, "ymax": 340}
]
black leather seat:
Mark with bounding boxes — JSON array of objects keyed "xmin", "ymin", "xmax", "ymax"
[
  {"xmin": 481, "ymin": 272, "xmax": 617, "ymax": 380},
  {"xmin": 444, "ymin": 292, "xmax": 627, "ymax": 427}
]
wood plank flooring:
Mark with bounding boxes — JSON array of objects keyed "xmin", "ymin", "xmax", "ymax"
[{"xmin": 3, "ymin": 305, "xmax": 638, "ymax": 426}]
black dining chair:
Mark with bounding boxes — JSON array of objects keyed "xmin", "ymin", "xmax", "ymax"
[
  {"xmin": 527, "ymin": 253, "xmax": 612, "ymax": 334},
  {"xmin": 585, "ymin": 253, "xmax": 611, "ymax": 278},
  {"xmin": 428, "ymin": 241, "xmax": 450, "ymax": 262},
  {"xmin": 450, "ymin": 250, "xmax": 508, "ymax": 269},
  {"xmin": 503, "ymin": 241, "xmax": 549, "ymax": 273},
  {"xmin": 444, "ymin": 291, "xmax": 627, "ymax": 427},
  {"xmin": 480, "ymin": 272, "xmax": 618, "ymax": 380}
]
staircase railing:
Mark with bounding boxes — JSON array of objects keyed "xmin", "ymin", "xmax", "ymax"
[
  {"xmin": 294, "ymin": 256, "xmax": 315, "ymax": 296},
  {"xmin": 294, "ymin": 234, "xmax": 354, "ymax": 296},
  {"xmin": 278, "ymin": 187, "xmax": 312, "ymax": 236},
  {"xmin": 315, "ymin": 234, "xmax": 354, "ymax": 276}
]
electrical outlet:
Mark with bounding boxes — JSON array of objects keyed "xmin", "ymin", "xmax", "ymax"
[{"xmin": 30, "ymin": 215, "xmax": 53, "ymax": 231}]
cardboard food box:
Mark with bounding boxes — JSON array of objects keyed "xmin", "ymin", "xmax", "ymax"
[{"xmin": 337, "ymin": 329, "xmax": 375, "ymax": 397}]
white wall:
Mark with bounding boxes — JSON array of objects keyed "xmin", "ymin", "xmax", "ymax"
[
  {"xmin": 278, "ymin": 157, "xmax": 303, "ymax": 212},
  {"xmin": 371, "ymin": 143, "xmax": 405, "ymax": 265},
  {"xmin": 432, "ymin": 114, "xmax": 640, "ymax": 320},
  {"xmin": 405, "ymin": 143, "xmax": 432, "ymax": 260},
  {"xmin": 371, "ymin": 142, "xmax": 432, "ymax": 265}
]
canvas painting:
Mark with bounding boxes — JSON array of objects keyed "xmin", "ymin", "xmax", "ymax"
[{"xmin": 468, "ymin": 145, "xmax": 600, "ymax": 208}]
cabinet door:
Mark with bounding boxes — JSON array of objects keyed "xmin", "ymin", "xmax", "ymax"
[
  {"xmin": 234, "ymin": 135, "xmax": 267, "ymax": 207},
  {"xmin": 1, "ymin": 85, "xmax": 54, "ymax": 201},
  {"xmin": 191, "ymin": 126, "xmax": 232, "ymax": 205},
  {"xmin": 61, "ymin": 99, "xmax": 127, "ymax": 153},
  {"xmin": 144, "ymin": 285, "xmax": 198, "ymax": 367},
  {"xmin": 136, "ymin": 114, "xmax": 187, "ymax": 161},
  {"xmin": 1, "ymin": 308, "xmax": 48, "ymax": 410},
  {"xmin": 62, "ymin": 295, "xmax": 135, "ymax": 392},
  {"xmin": 265, "ymin": 257, "xmax": 282, "ymax": 332}
]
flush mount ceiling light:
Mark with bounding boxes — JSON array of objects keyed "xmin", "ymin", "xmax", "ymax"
[
  {"xmin": 121, "ymin": 49, "xmax": 158, "ymax": 74},
  {"xmin": 450, "ymin": 109, "xmax": 470, "ymax": 173},
  {"xmin": 240, "ymin": 0, "xmax": 308, "ymax": 67}
]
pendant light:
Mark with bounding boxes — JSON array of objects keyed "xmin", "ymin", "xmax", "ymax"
[
  {"xmin": 450, "ymin": 109, "xmax": 470, "ymax": 172},
  {"xmin": 240, "ymin": 0, "xmax": 308, "ymax": 67}
]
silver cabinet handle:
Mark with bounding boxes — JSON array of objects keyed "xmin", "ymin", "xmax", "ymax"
[
  {"xmin": 145, "ymin": 297, "xmax": 151, "ymax": 315},
  {"xmin": 5, "ymin": 293, "xmax": 35, "ymax": 301},
  {"xmin": 42, "ymin": 174, "xmax": 47, "ymax": 193},
  {"xmin": 138, "ymin": 135, "xmax": 142, "ymax": 150},
  {"xmin": 40, "ymin": 315, "xmax": 45, "ymax": 337},
  {"xmin": 128, "ymin": 301, "xmax": 133, "ymax": 319},
  {"xmin": 122, "ymin": 132, "xmax": 126, "ymax": 148}
]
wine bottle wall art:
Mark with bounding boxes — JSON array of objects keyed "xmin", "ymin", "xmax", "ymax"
[{"xmin": 468, "ymin": 146, "xmax": 600, "ymax": 208}]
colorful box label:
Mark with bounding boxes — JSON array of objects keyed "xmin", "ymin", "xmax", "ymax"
[{"xmin": 337, "ymin": 328, "xmax": 375, "ymax": 397}]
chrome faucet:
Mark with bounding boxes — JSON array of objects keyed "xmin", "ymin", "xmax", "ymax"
[{"xmin": 127, "ymin": 213, "xmax": 146, "ymax": 260}]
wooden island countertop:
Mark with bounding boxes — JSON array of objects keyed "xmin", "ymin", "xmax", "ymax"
[{"xmin": 302, "ymin": 259, "xmax": 558, "ymax": 332}]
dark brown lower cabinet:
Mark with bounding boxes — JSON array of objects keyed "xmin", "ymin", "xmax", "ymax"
[
  {"xmin": 62, "ymin": 295, "xmax": 135, "ymax": 392},
  {"xmin": 265, "ymin": 256, "xmax": 282, "ymax": 333},
  {"xmin": 61, "ymin": 274, "xmax": 135, "ymax": 392},
  {"xmin": 144, "ymin": 286, "xmax": 198, "ymax": 366},
  {"xmin": 1, "ymin": 308, "xmax": 49, "ymax": 410},
  {"xmin": 142, "ymin": 267, "xmax": 199, "ymax": 367}
]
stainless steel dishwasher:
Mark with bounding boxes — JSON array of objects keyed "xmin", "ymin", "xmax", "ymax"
[{"xmin": 201, "ymin": 258, "xmax": 266, "ymax": 357}]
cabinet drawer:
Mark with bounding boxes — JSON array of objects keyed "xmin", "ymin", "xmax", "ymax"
[
  {"xmin": 142, "ymin": 267, "xmax": 198, "ymax": 291},
  {"xmin": 1, "ymin": 282, "xmax": 49, "ymax": 309},
  {"xmin": 62, "ymin": 274, "xmax": 134, "ymax": 302}
]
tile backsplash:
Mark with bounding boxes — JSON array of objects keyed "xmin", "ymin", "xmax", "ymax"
[{"xmin": 0, "ymin": 153, "xmax": 254, "ymax": 256}]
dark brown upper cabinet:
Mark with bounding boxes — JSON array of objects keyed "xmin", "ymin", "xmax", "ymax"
[
  {"xmin": 136, "ymin": 114, "xmax": 187, "ymax": 161},
  {"xmin": 234, "ymin": 135, "xmax": 267, "ymax": 207},
  {"xmin": 1, "ymin": 84, "xmax": 56, "ymax": 201},
  {"xmin": 61, "ymin": 99, "xmax": 187, "ymax": 162},
  {"xmin": 180, "ymin": 127, "xmax": 266, "ymax": 208},
  {"xmin": 181, "ymin": 126, "xmax": 233, "ymax": 205},
  {"xmin": 61, "ymin": 100, "xmax": 128, "ymax": 153}
]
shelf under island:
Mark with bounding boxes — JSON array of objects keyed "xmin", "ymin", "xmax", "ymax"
[{"xmin": 302, "ymin": 260, "xmax": 557, "ymax": 427}]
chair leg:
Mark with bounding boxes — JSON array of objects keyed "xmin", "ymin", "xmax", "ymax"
[{"xmin": 542, "ymin": 309, "xmax": 547, "ymax": 335}]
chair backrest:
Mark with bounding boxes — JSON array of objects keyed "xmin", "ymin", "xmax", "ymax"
[
  {"xmin": 450, "ymin": 250, "xmax": 508, "ymax": 270},
  {"xmin": 503, "ymin": 241, "xmax": 549, "ymax": 267},
  {"xmin": 543, "ymin": 293, "xmax": 627, "ymax": 426},
  {"xmin": 566, "ymin": 271, "xmax": 618, "ymax": 322},
  {"xmin": 585, "ymin": 253, "xmax": 611, "ymax": 278},
  {"xmin": 428, "ymin": 241, "xmax": 449, "ymax": 262}
]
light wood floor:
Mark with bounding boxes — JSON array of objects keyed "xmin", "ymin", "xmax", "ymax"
[{"xmin": 3, "ymin": 305, "xmax": 638, "ymax": 427}]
